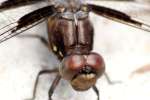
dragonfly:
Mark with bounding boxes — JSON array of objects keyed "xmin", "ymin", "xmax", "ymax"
[{"xmin": 0, "ymin": 0, "xmax": 150, "ymax": 100}]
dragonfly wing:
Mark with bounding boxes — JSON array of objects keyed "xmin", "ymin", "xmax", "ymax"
[
  {"xmin": 0, "ymin": 0, "xmax": 46, "ymax": 12},
  {"xmin": 88, "ymin": 4, "xmax": 150, "ymax": 32},
  {"xmin": 0, "ymin": 5, "xmax": 55, "ymax": 44}
]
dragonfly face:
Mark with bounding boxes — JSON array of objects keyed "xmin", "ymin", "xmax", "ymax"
[{"xmin": 59, "ymin": 53, "xmax": 105, "ymax": 91}]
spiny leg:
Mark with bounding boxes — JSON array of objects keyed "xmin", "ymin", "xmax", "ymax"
[
  {"xmin": 49, "ymin": 74, "xmax": 61, "ymax": 100},
  {"xmin": 104, "ymin": 72, "xmax": 122, "ymax": 84},
  {"xmin": 92, "ymin": 85, "xmax": 99, "ymax": 100},
  {"xmin": 25, "ymin": 68, "xmax": 58, "ymax": 100},
  {"xmin": 18, "ymin": 34, "xmax": 49, "ymax": 47},
  {"xmin": 19, "ymin": 34, "xmax": 61, "ymax": 100}
]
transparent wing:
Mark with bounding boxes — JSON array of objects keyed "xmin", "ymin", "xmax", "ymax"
[
  {"xmin": 0, "ymin": 5, "xmax": 55, "ymax": 44},
  {"xmin": 0, "ymin": 0, "xmax": 47, "ymax": 12}
]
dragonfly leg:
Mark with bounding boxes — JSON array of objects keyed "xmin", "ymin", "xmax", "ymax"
[
  {"xmin": 25, "ymin": 68, "xmax": 58, "ymax": 100},
  {"xmin": 92, "ymin": 85, "xmax": 100, "ymax": 100},
  {"xmin": 17, "ymin": 34, "xmax": 49, "ymax": 48},
  {"xmin": 104, "ymin": 72, "xmax": 122, "ymax": 84},
  {"xmin": 48, "ymin": 74, "xmax": 61, "ymax": 100}
]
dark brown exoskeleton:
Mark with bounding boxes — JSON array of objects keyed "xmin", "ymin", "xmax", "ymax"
[
  {"xmin": 0, "ymin": 0, "xmax": 150, "ymax": 100},
  {"xmin": 47, "ymin": 1, "xmax": 105, "ymax": 91},
  {"xmin": 47, "ymin": 1, "xmax": 105, "ymax": 99}
]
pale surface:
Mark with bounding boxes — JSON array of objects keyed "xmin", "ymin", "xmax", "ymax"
[{"xmin": 0, "ymin": 1, "xmax": 150, "ymax": 100}]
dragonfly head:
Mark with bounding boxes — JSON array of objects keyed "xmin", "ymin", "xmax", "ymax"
[{"xmin": 59, "ymin": 52, "xmax": 105, "ymax": 91}]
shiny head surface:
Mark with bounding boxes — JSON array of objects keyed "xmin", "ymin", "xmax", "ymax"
[{"xmin": 59, "ymin": 52, "xmax": 105, "ymax": 91}]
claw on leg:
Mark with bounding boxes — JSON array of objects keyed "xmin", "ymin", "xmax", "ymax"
[
  {"xmin": 93, "ymin": 85, "xmax": 99, "ymax": 100},
  {"xmin": 104, "ymin": 72, "xmax": 122, "ymax": 84},
  {"xmin": 48, "ymin": 74, "xmax": 61, "ymax": 100}
]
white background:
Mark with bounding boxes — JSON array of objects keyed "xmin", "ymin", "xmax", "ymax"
[{"xmin": 0, "ymin": 1, "xmax": 150, "ymax": 100}]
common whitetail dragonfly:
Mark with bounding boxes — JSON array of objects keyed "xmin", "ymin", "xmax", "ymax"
[{"xmin": 0, "ymin": 0, "xmax": 150, "ymax": 100}]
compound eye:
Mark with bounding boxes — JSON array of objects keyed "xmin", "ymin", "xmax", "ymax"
[
  {"xmin": 86, "ymin": 52, "xmax": 105, "ymax": 77},
  {"xmin": 59, "ymin": 54, "xmax": 85, "ymax": 80},
  {"xmin": 65, "ymin": 54, "xmax": 85, "ymax": 70}
]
